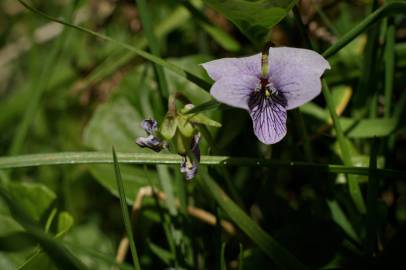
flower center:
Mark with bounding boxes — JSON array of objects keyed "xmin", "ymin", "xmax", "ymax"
[{"xmin": 255, "ymin": 78, "xmax": 279, "ymax": 99}]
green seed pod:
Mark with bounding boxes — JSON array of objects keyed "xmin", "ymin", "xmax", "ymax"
[{"xmin": 160, "ymin": 115, "xmax": 178, "ymax": 140}]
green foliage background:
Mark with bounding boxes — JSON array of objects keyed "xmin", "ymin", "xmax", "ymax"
[{"xmin": 0, "ymin": 0, "xmax": 405, "ymax": 269}]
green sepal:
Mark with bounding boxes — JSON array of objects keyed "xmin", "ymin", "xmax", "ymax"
[
  {"xmin": 181, "ymin": 104, "xmax": 222, "ymax": 127},
  {"xmin": 188, "ymin": 114, "xmax": 222, "ymax": 127},
  {"xmin": 177, "ymin": 116, "xmax": 195, "ymax": 138},
  {"xmin": 160, "ymin": 115, "xmax": 178, "ymax": 140}
]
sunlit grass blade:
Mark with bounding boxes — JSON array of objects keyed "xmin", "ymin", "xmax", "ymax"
[
  {"xmin": 198, "ymin": 169, "xmax": 308, "ymax": 270},
  {"xmin": 112, "ymin": 147, "xmax": 141, "ymax": 270},
  {"xmin": 366, "ymin": 137, "xmax": 379, "ymax": 256},
  {"xmin": 0, "ymin": 151, "xmax": 405, "ymax": 178},
  {"xmin": 0, "ymin": 187, "xmax": 87, "ymax": 270},
  {"xmin": 323, "ymin": 1, "xmax": 406, "ymax": 58},
  {"xmin": 17, "ymin": 0, "xmax": 211, "ymax": 92}
]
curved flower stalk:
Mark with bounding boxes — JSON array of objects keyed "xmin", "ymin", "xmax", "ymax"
[{"xmin": 202, "ymin": 47, "xmax": 330, "ymax": 144}]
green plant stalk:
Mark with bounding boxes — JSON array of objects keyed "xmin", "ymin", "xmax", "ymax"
[
  {"xmin": 384, "ymin": 20, "xmax": 395, "ymax": 118},
  {"xmin": 17, "ymin": 0, "xmax": 211, "ymax": 91},
  {"xmin": 322, "ymin": 80, "xmax": 366, "ymax": 213},
  {"xmin": 136, "ymin": 0, "xmax": 186, "ymax": 265},
  {"xmin": 112, "ymin": 148, "xmax": 141, "ymax": 270},
  {"xmin": 0, "ymin": 151, "xmax": 404, "ymax": 177},
  {"xmin": 366, "ymin": 138, "xmax": 379, "ymax": 256},
  {"xmin": 322, "ymin": 1, "xmax": 406, "ymax": 58}
]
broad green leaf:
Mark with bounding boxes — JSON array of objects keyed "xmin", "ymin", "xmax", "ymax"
[
  {"xmin": 204, "ymin": 0, "xmax": 297, "ymax": 42},
  {"xmin": 17, "ymin": 212, "xmax": 75, "ymax": 270},
  {"xmin": 0, "ymin": 214, "xmax": 24, "ymax": 237},
  {"xmin": 64, "ymin": 221, "xmax": 116, "ymax": 270},
  {"xmin": 83, "ymin": 98, "xmax": 144, "ymax": 153},
  {"xmin": 6, "ymin": 182, "xmax": 56, "ymax": 223},
  {"xmin": 57, "ymin": 212, "xmax": 74, "ymax": 237},
  {"xmin": 340, "ymin": 118, "xmax": 397, "ymax": 138},
  {"xmin": 0, "ymin": 187, "xmax": 87, "ymax": 270}
]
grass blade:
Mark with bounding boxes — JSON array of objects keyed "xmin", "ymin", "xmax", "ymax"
[
  {"xmin": 322, "ymin": 80, "xmax": 366, "ymax": 213},
  {"xmin": 17, "ymin": 0, "xmax": 211, "ymax": 92},
  {"xmin": 366, "ymin": 137, "xmax": 379, "ymax": 256},
  {"xmin": 294, "ymin": 5, "xmax": 366, "ymax": 213},
  {"xmin": 112, "ymin": 148, "xmax": 141, "ymax": 270},
  {"xmin": 323, "ymin": 1, "xmax": 406, "ymax": 58},
  {"xmin": 384, "ymin": 19, "xmax": 395, "ymax": 118},
  {"xmin": 0, "ymin": 152, "xmax": 405, "ymax": 178}
]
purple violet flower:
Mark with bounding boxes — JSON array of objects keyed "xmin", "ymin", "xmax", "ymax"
[
  {"xmin": 180, "ymin": 133, "xmax": 201, "ymax": 180},
  {"xmin": 202, "ymin": 47, "xmax": 330, "ymax": 144},
  {"xmin": 135, "ymin": 119, "xmax": 167, "ymax": 152}
]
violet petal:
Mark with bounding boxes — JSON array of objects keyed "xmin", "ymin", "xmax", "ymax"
[
  {"xmin": 210, "ymin": 74, "xmax": 258, "ymax": 110},
  {"xmin": 180, "ymin": 156, "xmax": 198, "ymax": 181},
  {"xmin": 141, "ymin": 119, "xmax": 158, "ymax": 135},
  {"xmin": 201, "ymin": 54, "xmax": 260, "ymax": 81},
  {"xmin": 268, "ymin": 47, "xmax": 330, "ymax": 110},
  {"xmin": 135, "ymin": 135, "xmax": 166, "ymax": 152},
  {"xmin": 248, "ymin": 91, "xmax": 287, "ymax": 144}
]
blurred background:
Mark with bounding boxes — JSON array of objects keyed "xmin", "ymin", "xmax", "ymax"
[{"xmin": 0, "ymin": 0, "xmax": 405, "ymax": 269}]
